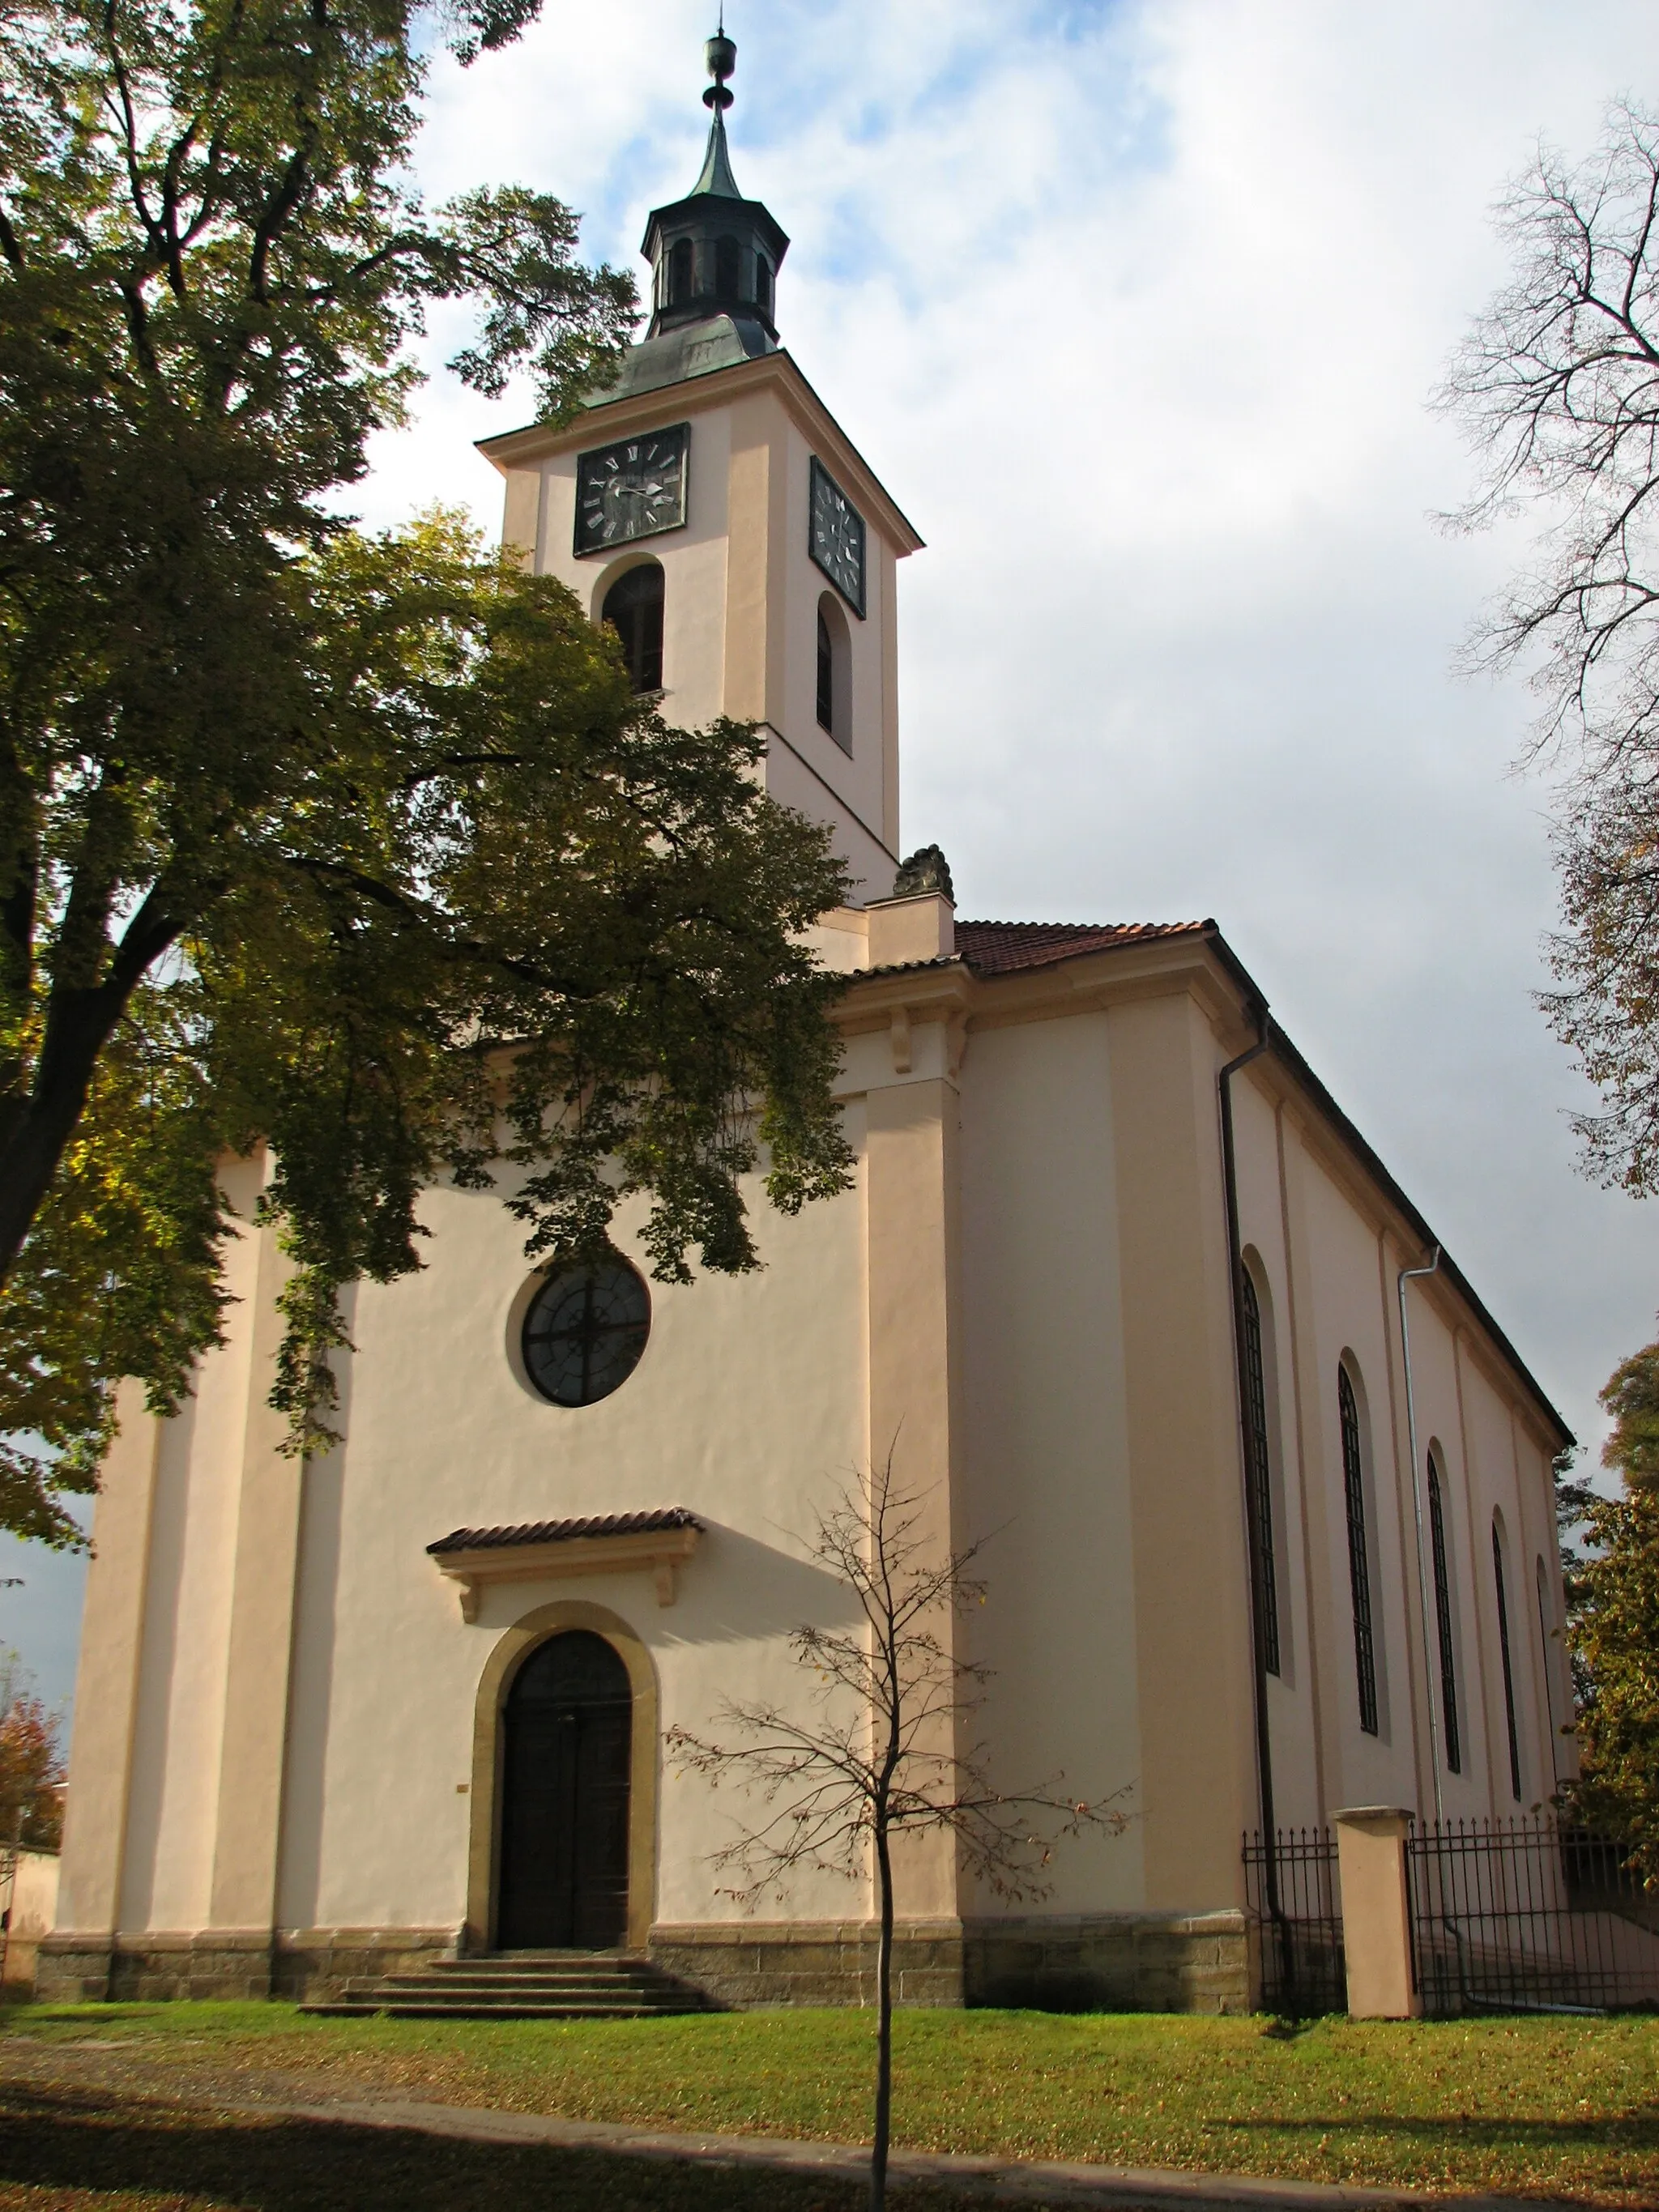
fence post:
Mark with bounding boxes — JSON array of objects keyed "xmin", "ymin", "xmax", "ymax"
[{"xmin": 1333, "ymin": 1806, "xmax": 1421, "ymax": 2019}]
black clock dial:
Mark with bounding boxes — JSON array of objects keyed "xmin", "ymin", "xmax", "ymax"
[
  {"xmin": 809, "ymin": 457, "xmax": 866, "ymax": 617},
  {"xmin": 574, "ymin": 424, "xmax": 690, "ymax": 555}
]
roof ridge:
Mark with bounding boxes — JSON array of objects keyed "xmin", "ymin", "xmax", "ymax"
[{"xmin": 957, "ymin": 918, "xmax": 1208, "ymax": 932}]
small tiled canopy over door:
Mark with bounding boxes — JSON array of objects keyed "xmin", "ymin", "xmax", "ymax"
[{"xmin": 497, "ymin": 1630, "xmax": 632, "ymax": 1948}]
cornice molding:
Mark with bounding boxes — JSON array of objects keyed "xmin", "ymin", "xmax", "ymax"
[
  {"xmin": 822, "ymin": 931, "xmax": 1567, "ymax": 1451},
  {"xmin": 430, "ymin": 1523, "xmax": 702, "ymax": 1622}
]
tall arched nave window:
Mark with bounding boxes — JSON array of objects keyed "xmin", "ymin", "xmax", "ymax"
[
  {"xmin": 1239, "ymin": 1263, "xmax": 1281, "ymax": 1677},
  {"xmin": 1427, "ymin": 1451, "xmax": 1461, "ymax": 1774},
  {"xmin": 1492, "ymin": 1513, "xmax": 1523, "ymax": 1801},
  {"xmin": 1337, "ymin": 1361, "xmax": 1380, "ymax": 1736}
]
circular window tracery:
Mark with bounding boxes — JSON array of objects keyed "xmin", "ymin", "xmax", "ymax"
[{"xmin": 521, "ymin": 1254, "xmax": 650, "ymax": 1407}]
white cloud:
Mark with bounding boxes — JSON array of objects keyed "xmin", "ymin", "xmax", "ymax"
[{"xmin": 351, "ymin": 0, "xmax": 1659, "ymax": 1464}]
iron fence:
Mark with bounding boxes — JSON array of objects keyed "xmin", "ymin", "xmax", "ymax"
[
  {"xmin": 1242, "ymin": 1826, "xmax": 1345, "ymax": 2015},
  {"xmin": 1407, "ymin": 1816, "xmax": 1659, "ymax": 2016}
]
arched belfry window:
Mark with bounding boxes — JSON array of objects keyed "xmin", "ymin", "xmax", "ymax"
[
  {"xmin": 668, "ymin": 237, "xmax": 693, "ymax": 307},
  {"xmin": 714, "ymin": 234, "xmax": 740, "ymax": 304},
  {"xmin": 1338, "ymin": 1362, "xmax": 1379, "ymax": 1736},
  {"xmin": 602, "ymin": 564, "xmax": 664, "ymax": 694},
  {"xmin": 1427, "ymin": 1453, "xmax": 1461, "ymax": 1774},
  {"xmin": 756, "ymin": 255, "xmax": 774, "ymax": 322},
  {"xmin": 1239, "ymin": 1266, "xmax": 1281, "ymax": 1677},
  {"xmin": 1493, "ymin": 1515, "xmax": 1522, "ymax": 1801},
  {"xmin": 816, "ymin": 593, "xmax": 851, "ymax": 754}
]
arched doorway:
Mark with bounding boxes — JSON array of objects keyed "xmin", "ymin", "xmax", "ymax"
[{"xmin": 497, "ymin": 1630, "xmax": 632, "ymax": 1949}]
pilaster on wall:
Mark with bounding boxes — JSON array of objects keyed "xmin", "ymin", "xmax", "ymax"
[
  {"xmin": 864, "ymin": 1072, "xmax": 966, "ymax": 1920},
  {"xmin": 207, "ymin": 1188, "xmax": 305, "ymax": 1941},
  {"xmin": 723, "ymin": 393, "xmax": 785, "ymax": 731},
  {"xmin": 1107, "ymin": 995, "xmax": 1256, "ymax": 1911},
  {"xmin": 52, "ymin": 1380, "xmax": 162, "ymax": 1963}
]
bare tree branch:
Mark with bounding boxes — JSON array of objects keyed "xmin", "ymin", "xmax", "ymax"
[
  {"xmin": 1439, "ymin": 100, "xmax": 1659, "ymax": 1188},
  {"xmin": 666, "ymin": 1451, "xmax": 1129, "ymax": 2212}
]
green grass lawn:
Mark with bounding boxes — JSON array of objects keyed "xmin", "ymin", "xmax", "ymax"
[{"xmin": 1, "ymin": 1999, "xmax": 1656, "ymax": 2206}]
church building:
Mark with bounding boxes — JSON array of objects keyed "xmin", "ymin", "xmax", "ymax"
[{"xmin": 43, "ymin": 36, "xmax": 1572, "ymax": 2017}]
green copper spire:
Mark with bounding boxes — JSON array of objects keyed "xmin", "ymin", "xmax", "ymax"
[
  {"xmin": 690, "ymin": 24, "xmax": 742, "ymax": 198},
  {"xmin": 613, "ymin": 23, "xmax": 789, "ymax": 390}
]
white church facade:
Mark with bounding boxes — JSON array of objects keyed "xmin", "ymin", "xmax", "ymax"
[{"xmin": 43, "ymin": 41, "xmax": 1572, "ymax": 2016}]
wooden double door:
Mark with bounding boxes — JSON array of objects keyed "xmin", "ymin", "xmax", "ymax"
[{"xmin": 497, "ymin": 1630, "xmax": 632, "ymax": 1950}]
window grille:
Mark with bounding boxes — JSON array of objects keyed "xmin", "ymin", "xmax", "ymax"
[
  {"xmin": 1493, "ymin": 1522, "xmax": 1522, "ymax": 1801},
  {"xmin": 1239, "ymin": 1270, "xmax": 1281, "ymax": 1675},
  {"xmin": 1427, "ymin": 1460, "xmax": 1461, "ymax": 1773},
  {"xmin": 1338, "ymin": 1366, "xmax": 1378, "ymax": 1735}
]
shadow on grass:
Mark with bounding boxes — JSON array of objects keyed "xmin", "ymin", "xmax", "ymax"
[{"xmin": 0, "ymin": 2083, "xmax": 978, "ymax": 2212}]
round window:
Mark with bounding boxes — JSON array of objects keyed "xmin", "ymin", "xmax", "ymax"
[{"xmin": 520, "ymin": 1254, "xmax": 651, "ymax": 1408}]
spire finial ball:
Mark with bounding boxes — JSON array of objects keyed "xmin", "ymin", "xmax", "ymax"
[{"xmin": 703, "ymin": 28, "xmax": 736, "ymax": 109}]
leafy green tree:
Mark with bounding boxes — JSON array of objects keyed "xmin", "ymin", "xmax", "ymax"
[
  {"xmin": 1439, "ymin": 102, "xmax": 1659, "ymax": 1189},
  {"xmin": 1562, "ymin": 1340, "xmax": 1659, "ymax": 1882},
  {"xmin": 0, "ymin": 0, "xmax": 854, "ymax": 1544}
]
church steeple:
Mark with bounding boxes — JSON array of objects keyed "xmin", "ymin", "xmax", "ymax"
[{"xmin": 642, "ymin": 29, "xmax": 789, "ymax": 346}]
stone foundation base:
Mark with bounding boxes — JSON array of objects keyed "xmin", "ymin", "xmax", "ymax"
[
  {"xmin": 963, "ymin": 1910, "xmax": 1248, "ymax": 2014},
  {"xmin": 39, "ymin": 1910, "xmax": 1249, "ymax": 2014},
  {"xmin": 647, "ymin": 1909, "xmax": 1249, "ymax": 2014},
  {"xmin": 37, "ymin": 1928, "xmax": 458, "ymax": 2005},
  {"xmin": 647, "ymin": 1919, "xmax": 965, "ymax": 2009}
]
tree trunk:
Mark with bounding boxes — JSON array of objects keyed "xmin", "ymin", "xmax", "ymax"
[
  {"xmin": 0, "ymin": 983, "xmax": 130, "ymax": 1286},
  {"xmin": 871, "ymin": 1816, "xmax": 894, "ymax": 2212}
]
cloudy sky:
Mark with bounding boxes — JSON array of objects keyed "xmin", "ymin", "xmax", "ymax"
[{"xmin": 5, "ymin": 0, "xmax": 1657, "ymax": 1715}]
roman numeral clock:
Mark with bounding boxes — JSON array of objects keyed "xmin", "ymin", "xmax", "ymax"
[
  {"xmin": 574, "ymin": 424, "xmax": 691, "ymax": 553},
  {"xmin": 809, "ymin": 456, "xmax": 866, "ymax": 617}
]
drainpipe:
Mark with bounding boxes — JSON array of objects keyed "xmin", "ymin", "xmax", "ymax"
[
  {"xmin": 1397, "ymin": 1247, "xmax": 1444, "ymax": 1826},
  {"xmin": 1218, "ymin": 1017, "xmax": 1281, "ymax": 1934}
]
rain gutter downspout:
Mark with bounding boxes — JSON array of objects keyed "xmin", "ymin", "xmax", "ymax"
[
  {"xmin": 1218, "ymin": 1016, "xmax": 1280, "ymax": 1926},
  {"xmin": 1397, "ymin": 1246, "xmax": 1445, "ymax": 1825}
]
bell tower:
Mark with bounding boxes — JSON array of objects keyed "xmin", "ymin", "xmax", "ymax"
[{"xmin": 478, "ymin": 32, "xmax": 923, "ymax": 904}]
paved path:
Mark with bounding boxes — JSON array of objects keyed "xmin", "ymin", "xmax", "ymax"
[{"xmin": 281, "ymin": 2092, "xmax": 1567, "ymax": 2210}]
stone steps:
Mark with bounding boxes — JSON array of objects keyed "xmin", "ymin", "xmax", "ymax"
[{"xmin": 301, "ymin": 1951, "xmax": 719, "ymax": 2020}]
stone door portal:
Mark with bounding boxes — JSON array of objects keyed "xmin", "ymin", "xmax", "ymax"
[{"xmin": 497, "ymin": 1630, "xmax": 632, "ymax": 1949}]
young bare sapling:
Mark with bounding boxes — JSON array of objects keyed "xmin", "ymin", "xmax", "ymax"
[{"xmin": 667, "ymin": 1455, "xmax": 1128, "ymax": 2212}]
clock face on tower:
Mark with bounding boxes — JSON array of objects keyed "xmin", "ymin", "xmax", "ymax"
[
  {"xmin": 809, "ymin": 457, "xmax": 866, "ymax": 618},
  {"xmin": 574, "ymin": 424, "xmax": 690, "ymax": 555}
]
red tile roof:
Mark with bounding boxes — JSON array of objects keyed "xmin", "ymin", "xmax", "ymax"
[
  {"xmin": 953, "ymin": 918, "xmax": 1211, "ymax": 976},
  {"xmin": 428, "ymin": 1508, "xmax": 702, "ymax": 1556}
]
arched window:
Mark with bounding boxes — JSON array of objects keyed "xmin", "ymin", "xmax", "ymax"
[
  {"xmin": 602, "ymin": 564, "xmax": 664, "ymax": 693},
  {"xmin": 1492, "ymin": 1515, "xmax": 1522, "ymax": 1801},
  {"xmin": 756, "ymin": 255, "xmax": 774, "ymax": 321},
  {"xmin": 714, "ymin": 234, "xmax": 740, "ymax": 304},
  {"xmin": 1338, "ymin": 1363, "xmax": 1379, "ymax": 1736},
  {"xmin": 668, "ymin": 237, "xmax": 693, "ymax": 306},
  {"xmin": 815, "ymin": 592, "xmax": 851, "ymax": 753},
  {"xmin": 817, "ymin": 607, "xmax": 834, "ymax": 731},
  {"xmin": 1239, "ymin": 1267, "xmax": 1281, "ymax": 1677},
  {"xmin": 1427, "ymin": 1453, "xmax": 1461, "ymax": 1774}
]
